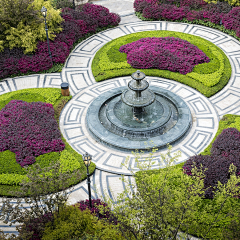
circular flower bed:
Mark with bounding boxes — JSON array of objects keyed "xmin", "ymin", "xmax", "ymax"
[
  {"xmin": 119, "ymin": 37, "xmax": 210, "ymax": 74},
  {"xmin": 0, "ymin": 100, "xmax": 65, "ymax": 167}
]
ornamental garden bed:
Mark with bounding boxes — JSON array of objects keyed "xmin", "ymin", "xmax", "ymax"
[
  {"xmin": 0, "ymin": 1, "xmax": 120, "ymax": 81},
  {"xmin": 92, "ymin": 30, "xmax": 231, "ymax": 97},
  {"xmin": 135, "ymin": 114, "xmax": 240, "ymax": 239},
  {"xmin": 0, "ymin": 88, "xmax": 95, "ymax": 197},
  {"xmin": 134, "ymin": 0, "xmax": 240, "ymax": 40}
]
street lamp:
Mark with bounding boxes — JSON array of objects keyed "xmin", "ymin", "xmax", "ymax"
[
  {"xmin": 83, "ymin": 152, "xmax": 92, "ymax": 208},
  {"xmin": 41, "ymin": 6, "xmax": 53, "ymax": 61},
  {"xmin": 72, "ymin": 0, "xmax": 75, "ymax": 10}
]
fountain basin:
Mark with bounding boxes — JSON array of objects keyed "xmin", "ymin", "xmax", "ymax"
[{"xmin": 86, "ymin": 86, "xmax": 192, "ymax": 151}]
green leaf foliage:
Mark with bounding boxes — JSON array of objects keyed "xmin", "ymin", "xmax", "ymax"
[
  {"xmin": 0, "ymin": 0, "xmax": 63, "ymax": 54},
  {"xmin": 0, "ymin": 88, "xmax": 96, "ymax": 197},
  {"xmin": 203, "ymin": 0, "xmax": 240, "ymax": 6},
  {"xmin": 141, "ymin": 163, "xmax": 240, "ymax": 239},
  {"xmin": 92, "ymin": 30, "xmax": 231, "ymax": 97},
  {"xmin": 42, "ymin": 206, "xmax": 126, "ymax": 240}
]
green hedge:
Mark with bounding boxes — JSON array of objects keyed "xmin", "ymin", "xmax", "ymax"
[
  {"xmin": 201, "ymin": 114, "xmax": 240, "ymax": 156},
  {"xmin": 42, "ymin": 206, "xmax": 127, "ymax": 240},
  {"xmin": 136, "ymin": 162, "xmax": 240, "ymax": 239},
  {"xmin": 92, "ymin": 30, "xmax": 231, "ymax": 97},
  {"xmin": 0, "ymin": 88, "xmax": 96, "ymax": 197}
]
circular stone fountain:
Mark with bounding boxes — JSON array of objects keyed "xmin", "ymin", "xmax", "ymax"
[{"xmin": 86, "ymin": 71, "xmax": 192, "ymax": 151}]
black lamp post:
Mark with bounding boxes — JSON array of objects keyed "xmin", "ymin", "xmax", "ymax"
[
  {"xmin": 83, "ymin": 152, "xmax": 92, "ymax": 208},
  {"xmin": 72, "ymin": 0, "xmax": 75, "ymax": 10},
  {"xmin": 41, "ymin": 6, "xmax": 53, "ymax": 61}
]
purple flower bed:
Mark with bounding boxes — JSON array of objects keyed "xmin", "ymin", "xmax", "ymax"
[
  {"xmin": 134, "ymin": 0, "xmax": 240, "ymax": 38},
  {"xmin": 119, "ymin": 37, "xmax": 210, "ymax": 74},
  {"xmin": 183, "ymin": 128, "xmax": 240, "ymax": 199},
  {"xmin": 75, "ymin": 199, "xmax": 118, "ymax": 225},
  {"xmin": 0, "ymin": 100, "xmax": 65, "ymax": 167},
  {"xmin": 0, "ymin": 4, "xmax": 121, "ymax": 80}
]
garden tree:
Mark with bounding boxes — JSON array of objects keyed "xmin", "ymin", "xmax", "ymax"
[
  {"xmin": 95, "ymin": 145, "xmax": 240, "ymax": 239},
  {"xmin": 0, "ymin": 160, "xmax": 83, "ymax": 240},
  {"xmin": 0, "ymin": 0, "xmax": 63, "ymax": 53}
]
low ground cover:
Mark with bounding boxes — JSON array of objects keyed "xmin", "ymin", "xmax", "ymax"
[
  {"xmin": 134, "ymin": 0, "xmax": 240, "ymax": 40},
  {"xmin": 92, "ymin": 30, "xmax": 231, "ymax": 97},
  {"xmin": 0, "ymin": 88, "xmax": 95, "ymax": 197},
  {"xmin": 119, "ymin": 37, "xmax": 210, "ymax": 74},
  {"xmin": 0, "ymin": 2, "xmax": 120, "ymax": 81}
]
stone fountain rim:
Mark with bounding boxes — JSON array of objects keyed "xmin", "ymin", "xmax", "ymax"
[{"xmin": 86, "ymin": 86, "xmax": 192, "ymax": 151}]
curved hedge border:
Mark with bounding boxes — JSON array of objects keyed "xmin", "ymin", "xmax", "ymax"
[
  {"xmin": 92, "ymin": 30, "xmax": 231, "ymax": 97},
  {"xmin": 0, "ymin": 88, "xmax": 96, "ymax": 197},
  {"xmin": 201, "ymin": 114, "xmax": 240, "ymax": 155}
]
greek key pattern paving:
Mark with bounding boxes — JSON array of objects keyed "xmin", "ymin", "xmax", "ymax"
[
  {"xmin": 60, "ymin": 76, "xmax": 219, "ymax": 175},
  {"xmin": 1, "ymin": 18, "xmax": 240, "ymax": 237}
]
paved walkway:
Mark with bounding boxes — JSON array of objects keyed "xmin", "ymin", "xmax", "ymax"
[{"xmin": 0, "ymin": 0, "xmax": 240, "ymax": 237}]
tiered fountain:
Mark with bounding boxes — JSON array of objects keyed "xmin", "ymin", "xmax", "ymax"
[{"xmin": 86, "ymin": 70, "xmax": 191, "ymax": 151}]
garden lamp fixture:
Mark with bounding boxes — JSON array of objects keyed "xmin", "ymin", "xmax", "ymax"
[
  {"xmin": 72, "ymin": 0, "xmax": 75, "ymax": 10},
  {"xmin": 41, "ymin": 6, "xmax": 53, "ymax": 61},
  {"xmin": 83, "ymin": 152, "xmax": 92, "ymax": 208}
]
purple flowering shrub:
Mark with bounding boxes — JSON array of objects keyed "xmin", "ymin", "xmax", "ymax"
[
  {"xmin": 183, "ymin": 128, "xmax": 240, "ymax": 199},
  {"xmin": 0, "ymin": 100, "xmax": 65, "ymax": 167},
  {"xmin": 21, "ymin": 213, "xmax": 53, "ymax": 240},
  {"xmin": 119, "ymin": 37, "xmax": 210, "ymax": 74},
  {"xmin": 0, "ymin": 4, "xmax": 120, "ymax": 80},
  {"xmin": 75, "ymin": 199, "xmax": 118, "ymax": 225},
  {"xmin": 134, "ymin": 0, "xmax": 240, "ymax": 38}
]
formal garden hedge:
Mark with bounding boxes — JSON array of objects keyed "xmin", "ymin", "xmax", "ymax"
[
  {"xmin": 92, "ymin": 30, "xmax": 231, "ymax": 97},
  {"xmin": 0, "ymin": 88, "xmax": 96, "ymax": 197}
]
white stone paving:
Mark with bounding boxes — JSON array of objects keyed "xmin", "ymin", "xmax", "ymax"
[{"xmin": 0, "ymin": 1, "xmax": 240, "ymax": 237}]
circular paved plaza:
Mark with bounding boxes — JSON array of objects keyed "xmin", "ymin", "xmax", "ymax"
[{"xmin": 1, "ymin": 0, "xmax": 240, "ymax": 236}]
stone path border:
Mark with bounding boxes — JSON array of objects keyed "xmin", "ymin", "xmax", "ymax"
[{"xmin": 0, "ymin": 1, "xmax": 240, "ymax": 236}]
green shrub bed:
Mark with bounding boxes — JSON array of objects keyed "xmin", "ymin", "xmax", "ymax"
[
  {"xmin": 0, "ymin": 88, "xmax": 96, "ymax": 197},
  {"xmin": 136, "ymin": 161, "xmax": 240, "ymax": 239},
  {"xmin": 137, "ymin": 114, "xmax": 240, "ymax": 239},
  {"xmin": 92, "ymin": 31, "xmax": 231, "ymax": 97}
]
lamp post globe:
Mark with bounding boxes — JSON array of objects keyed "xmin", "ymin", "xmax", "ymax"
[{"xmin": 83, "ymin": 152, "xmax": 92, "ymax": 208}]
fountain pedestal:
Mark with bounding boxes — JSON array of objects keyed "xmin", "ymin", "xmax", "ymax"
[{"xmin": 86, "ymin": 71, "xmax": 192, "ymax": 151}]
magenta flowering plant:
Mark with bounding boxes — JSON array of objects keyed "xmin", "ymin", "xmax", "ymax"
[
  {"xmin": 75, "ymin": 199, "xmax": 118, "ymax": 225},
  {"xmin": 0, "ymin": 100, "xmax": 65, "ymax": 167},
  {"xmin": 183, "ymin": 128, "xmax": 240, "ymax": 199},
  {"xmin": 119, "ymin": 37, "xmax": 210, "ymax": 74},
  {"xmin": 0, "ymin": 4, "xmax": 121, "ymax": 80},
  {"xmin": 135, "ymin": 0, "xmax": 240, "ymax": 38}
]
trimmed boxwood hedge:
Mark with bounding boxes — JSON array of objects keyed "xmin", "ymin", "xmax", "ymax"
[
  {"xmin": 201, "ymin": 114, "xmax": 240, "ymax": 156},
  {"xmin": 0, "ymin": 88, "xmax": 96, "ymax": 197},
  {"xmin": 92, "ymin": 30, "xmax": 231, "ymax": 97}
]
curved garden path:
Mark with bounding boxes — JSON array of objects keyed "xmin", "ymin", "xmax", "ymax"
[{"xmin": 0, "ymin": 0, "xmax": 240, "ymax": 237}]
